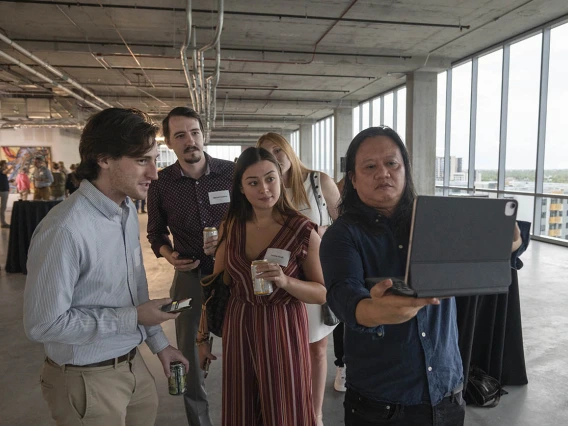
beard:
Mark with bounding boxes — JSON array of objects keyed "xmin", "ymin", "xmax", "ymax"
[{"xmin": 183, "ymin": 147, "xmax": 202, "ymax": 164}]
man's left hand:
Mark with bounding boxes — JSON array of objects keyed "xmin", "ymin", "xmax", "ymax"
[{"xmin": 157, "ymin": 345, "xmax": 189, "ymax": 377}]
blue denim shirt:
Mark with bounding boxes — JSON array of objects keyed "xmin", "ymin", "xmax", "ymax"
[{"xmin": 321, "ymin": 208, "xmax": 463, "ymax": 406}]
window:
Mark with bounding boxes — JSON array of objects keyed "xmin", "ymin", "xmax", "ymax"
[
  {"xmin": 205, "ymin": 145, "xmax": 242, "ymax": 162},
  {"xmin": 449, "ymin": 61, "xmax": 472, "ymax": 187},
  {"xmin": 475, "ymin": 49, "xmax": 503, "ymax": 186},
  {"xmin": 312, "ymin": 116, "xmax": 334, "ymax": 177},
  {"xmin": 353, "ymin": 105, "xmax": 360, "ymax": 137},
  {"xmin": 505, "ymin": 33, "xmax": 542, "ymax": 192},
  {"xmin": 383, "ymin": 93, "xmax": 394, "ymax": 127},
  {"xmin": 435, "ymin": 72, "xmax": 447, "ymax": 185},
  {"xmin": 157, "ymin": 144, "xmax": 177, "ymax": 169},
  {"xmin": 372, "ymin": 97, "xmax": 381, "ymax": 126},
  {"xmin": 544, "ymin": 22, "xmax": 568, "ymax": 195},
  {"xmin": 289, "ymin": 130, "xmax": 300, "ymax": 155},
  {"xmin": 396, "ymin": 87, "xmax": 407, "ymax": 142},
  {"xmin": 361, "ymin": 102, "xmax": 370, "ymax": 130}
]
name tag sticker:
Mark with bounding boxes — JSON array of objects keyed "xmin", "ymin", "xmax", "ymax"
[
  {"xmin": 209, "ymin": 190, "xmax": 231, "ymax": 205},
  {"xmin": 265, "ymin": 248, "xmax": 291, "ymax": 267}
]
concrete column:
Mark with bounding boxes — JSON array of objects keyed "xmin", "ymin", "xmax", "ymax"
[
  {"xmin": 299, "ymin": 123, "xmax": 313, "ymax": 168},
  {"xmin": 406, "ymin": 71, "xmax": 437, "ymax": 195},
  {"xmin": 333, "ymin": 107, "xmax": 353, "ymax": 181}
]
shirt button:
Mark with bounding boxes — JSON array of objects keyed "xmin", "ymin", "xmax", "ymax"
[
  {"xmin": 428, "ymin": 366, "xmax": 433, "ymax": 372},
  {"xmin": 375, "ymin": 219, "xmax": 379, "ymax": 223},
  {"xmin": 398, "ymin": 245, "xmax": 403, "ymax": 249},
  {"xmin": 421, "ymin": 332, "xmax": 426, "ymax": 337}
]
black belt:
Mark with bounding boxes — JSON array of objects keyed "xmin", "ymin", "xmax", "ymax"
[{"xmin": 57, "ymin": 348, "xmax": 137, "ymax": 368}]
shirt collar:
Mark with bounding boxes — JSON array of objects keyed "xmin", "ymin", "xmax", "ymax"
[{"xmin": 78, "ymin": 180, "xmax": 130, "ymax": 220}]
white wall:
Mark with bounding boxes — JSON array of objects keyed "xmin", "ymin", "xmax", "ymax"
[{"xmin": 0, "ymin": 127, "xmax": 80, "ymax": 209}]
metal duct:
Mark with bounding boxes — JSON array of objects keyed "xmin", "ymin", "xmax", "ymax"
[
  {"xmin": 0, "ymin": 49, "xmax": 104, "ymax": 111},
  {"xmin": 180, "ymin": 0, "xmax": 197, "ymax": 110},
  {"xmin": 179, "ymin": 0, "xmax": 224, "ymax": 142},
  {"xmin": 0, "ymin": 33, "xmax": 113, "ymax": 109}
]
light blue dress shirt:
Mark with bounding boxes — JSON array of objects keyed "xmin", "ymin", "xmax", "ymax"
[{"xmin": 24, "ymin": 180, "xmax": 169, "ymax": 365}]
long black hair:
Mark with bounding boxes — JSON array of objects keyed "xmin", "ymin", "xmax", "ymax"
[
  {"xmin": 218, "ymin": 147, "xmax": 298, "ymax": 246},
  {"xmin": 339, "ymin": 126, "xmax": 416, "ymax": 238}
]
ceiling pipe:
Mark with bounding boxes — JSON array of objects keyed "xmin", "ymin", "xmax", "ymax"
[
  {"xmin": 180, "ymin": 0, "xmax": 197, "ymax": 110},
  {"xmin": 191, "ymin": 26, "xmax": 202, "ymax": 114},
  {"xmin": 0, "ymin": 49, "xmax": 104, "ymax": 110},
  {"xmin": 2, "ymin": 1, "xmax": 469, "ymax": 29},
  {"xmin": 195, "ymin": 0, "xmax": 223, "ymax": 141},
  {"xmin": 0, "ymin": 33, "xmax": 112, "ymax": 108}
]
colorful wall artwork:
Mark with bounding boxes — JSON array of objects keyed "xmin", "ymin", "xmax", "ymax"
[{"xmin": 0, "ymin": 146, "xmax": 52, "ymax": 193}]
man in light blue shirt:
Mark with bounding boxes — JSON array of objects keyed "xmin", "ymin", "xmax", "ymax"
[{"xmin": 24, "ymin": 108, "xmax": 188, "ymax": 426}]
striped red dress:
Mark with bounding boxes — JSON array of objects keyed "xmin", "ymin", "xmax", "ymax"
[{"xmin": 222, "ymin": 214, "xmax": 316, "ymax": 426}]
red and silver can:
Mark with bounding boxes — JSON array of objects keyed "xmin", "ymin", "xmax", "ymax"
[
  {"xmin": 168, "ymin": 361, "xmax": 187, "ymax": 395},
  {"xmin": 251, "ymin": 259, "xmax": 274, "ymax": 296}
]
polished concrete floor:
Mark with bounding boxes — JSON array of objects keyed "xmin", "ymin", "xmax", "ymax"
[{"xmin": 1, "ymin": 214, "xmax": 567, "ymax": 426}]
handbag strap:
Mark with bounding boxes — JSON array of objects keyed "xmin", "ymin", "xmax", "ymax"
[{"xmin": 309, "ymin": 171, "xmax": 323, "ymax": 226}]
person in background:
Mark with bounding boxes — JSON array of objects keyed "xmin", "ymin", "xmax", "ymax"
[
  {"xmin": 198, "ymin": 147, "xmax": 326, "ymax": 426},
  {"xmin": 50, "ymin": 163, "xmax": 66, "ymax": 201},
  {"xmin": 23, "ymin": 107, "xmax": 188, "ymax": 426},
  {"xmin": 147, "ymin": 106, "xmax": 234, "ymax": 426},
  {"xmin": 257, "ymin": 132, "xmax": 341, "ymax": 425},
  {"xmin": 58, "ymin": 161, "xmax": 68, "ymax": 176},
  {"xmin": 135, "ymin": 198, "xmax": 147, "ymax": 213},
  {"xmin": 16, "ymin": 167, "xmax": 31, "ymax": 201},
  {"xmin": 32, "ymin": 156, "xmax": 53, "ymax": 200},
  {"xmin": 65, "ymin": 164, "xmax": 80, "ymax": 197},
  {"xmin": 332, "ymin": 175, "xmax": 347, "ymax": 392},
  {"xmin": 0, "ymin": 160, "xmax": 9, "ymax": 228}
]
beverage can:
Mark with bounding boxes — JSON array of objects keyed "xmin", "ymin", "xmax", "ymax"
[
  {"xmin": 251, "ymin": 259, "xmax": 274, "ymax": 296},
  {"xmin": 168, "ymin": 361, "xmax": 187, "ymax": 395},
  {"xmin": 203, "ymin": 227, "xmax": 218, "ymax": 242}
]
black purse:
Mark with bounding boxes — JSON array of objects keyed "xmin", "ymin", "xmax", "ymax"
[
  {"xmin": 200, "ymin": 230, "xmax": 232, "ymax": 338},
  {"xmin": 321, "ymin": 302, "xmax": 340, "ymax": 326},
  {"xmin": 465, "ymin": 366, "xmax": 505, "ymax": 407},
  {"xmin": 200, "ymin": 270, "xmax": 231, "ymax": 337}
]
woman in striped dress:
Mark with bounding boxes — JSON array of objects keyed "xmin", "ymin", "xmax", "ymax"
[{"xmin": 198, "ymin": 147, "xmax": 326, "ymax": 426}]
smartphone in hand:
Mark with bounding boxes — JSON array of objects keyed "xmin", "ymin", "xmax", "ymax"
[
  {"xmin": 177, "ymin": 255, "xmax": 197, "ymax": 261},
  {"xmin": 161, "ymin": 298, "xmax": 192, "ymax": 314}
]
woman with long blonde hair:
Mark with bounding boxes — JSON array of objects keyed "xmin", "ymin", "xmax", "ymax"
[{"xmin": 257, "ymin": 132, "xmax": 341, "ymax": 426}]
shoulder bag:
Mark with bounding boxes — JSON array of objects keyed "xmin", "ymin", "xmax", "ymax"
[
  {"xmin": 310, "ymin": 172, "xmax": 340, "ymax": 327},
  {"xmin": 200, "ymin": 231, "xmax": 232, "ymax": 337}
]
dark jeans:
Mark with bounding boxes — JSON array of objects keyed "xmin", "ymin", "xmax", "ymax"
[
  {"xmin": 344, "ymin": 388, "xmax": 465, "ymax": 426},
  {"xmin": 333, "ymin": 321, "xmax": 345, "ymax": 367}
]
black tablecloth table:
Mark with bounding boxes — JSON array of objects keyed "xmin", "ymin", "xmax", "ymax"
[
  {"xmin": 5, "ymin": 200, "xmax": 61, "ymax": 274},
  {"xmin": 457, "ymin": 268, "xmax": 528, "ymax": 396}
]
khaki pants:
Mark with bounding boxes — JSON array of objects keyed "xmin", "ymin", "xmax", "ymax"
[
  {"xmin": 34, "ymin": 186, "xmax": 51, "ymax": 200},
  {"xmin": 40, "ymin": 350, "xmax": 158, "ymax": 426}
]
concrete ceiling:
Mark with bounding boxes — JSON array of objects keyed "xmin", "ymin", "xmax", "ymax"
[{"xmin": 0, "ymin": 0, "xmax": 567, "ymax": 144}]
